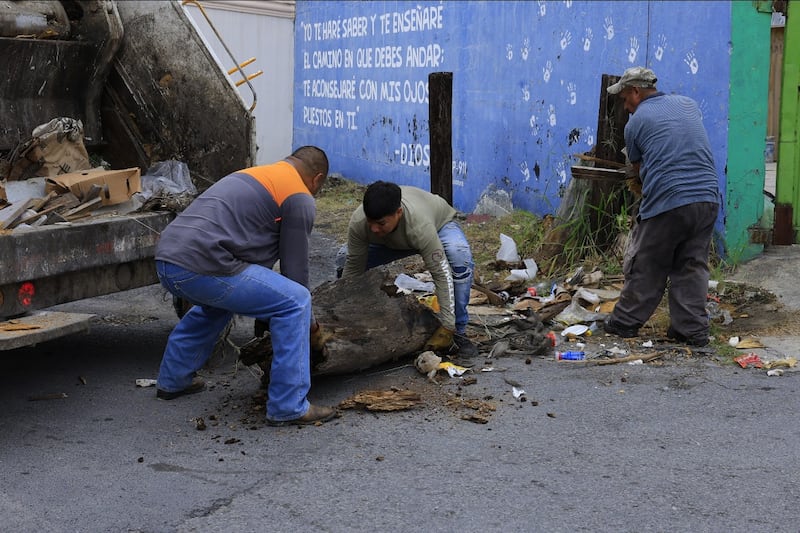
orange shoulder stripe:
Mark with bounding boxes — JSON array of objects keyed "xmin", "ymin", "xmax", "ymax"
[{"xmin": 241, "ymin": 161, "xmax": 310, "ymax": 206}]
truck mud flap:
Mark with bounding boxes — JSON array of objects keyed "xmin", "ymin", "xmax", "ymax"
[{"xmin": 0, "ymin": 311, "xmax": 95, "ymax": 351}]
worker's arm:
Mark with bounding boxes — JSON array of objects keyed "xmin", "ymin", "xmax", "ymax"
[
  {"xmin": 415, "ymin": 224, "xmax": 456, "ymax": 331},
  {"xmin": 278, "ymin": 194, "xmax": 315, "ymax": 288},
  {"xmin": 341, "ymin": 208, "xmax": 369, "ymax": 279}
]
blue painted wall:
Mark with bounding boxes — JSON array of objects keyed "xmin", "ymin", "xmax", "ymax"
[{"xmin": 294, "ymin": 0, "xmax": 731, "ymax": 222}]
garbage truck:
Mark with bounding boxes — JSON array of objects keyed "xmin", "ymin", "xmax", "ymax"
[{"xmin": 0, "ymin": 0, "xmax": 256, "ymax": 349}]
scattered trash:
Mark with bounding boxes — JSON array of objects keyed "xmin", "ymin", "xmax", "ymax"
[
  {"xmin": 574, "ymin": 287, "xmax": 600, "ymax": 305},
  {"xmin": 561, "ymin": 324, "xmax": 589, "ymax": 337},
  {"xmin": 707, "ymin": 301, "xmax": 734, "ymax": 325},
  {"xmin": 571, "ymin": 270, "xmax": 602, "ymax": 287},
  {"xmin": 135, "ymin": 378, "xmax": 158, "ymax": 387},
  {"xmin": 496, "ymin": 233, "xmax": 520, "ymax": 262},
  {"xmin": 339, "ymin": 389, "xmax": 423, "ymax": 411},
  {"xmin": 193, "ymin": 417, "xmax": 207, "ymax": 431},
  {"xmin": 627, "ymin": 359, "xmax": 644, "ymax": 365},
  {"xmin": 555, "ymin": 350, "xmax": 586, "ymax": 361},
  {"xmin": 593, "ymin": 353, "xmax": 663, "ymax": 366},
  {"xmin": 529, "ymin": 279, "xmax": 556, "ymax": 298},
  {"xmin": 763, "ymin": 357, "xmax": 797, "ymax": 369},
  {"xmin": 728, "ymin": 336, "xmax": 740, "ymax": 347},
  {"xmin": 506, "ymin": 258, "xmax": 538, "ymax": 282},
  {"xmin": 641, "ymin": 340, "xmax": 653, "ymax": 348},
  {"xmin": 735, "ymin": 337, "xmax": 765, "ymax": 349},
  {"xmin": 734, "ymin": 353, "xmax": 763, "ymax": 369},
  {"xmin": 512, "ymin": 386, "xmax": 526, "ymax": 401},
  {"xmin": 605, "ymin": 346, "xmax": 628, "ymax": 357},
  {"xmin": 439, "ymin": 361, "xmax": 470, "ymax": 377},
  {"xmin": 708, "ymin": 279, "xmax": 719, "ymax": 290},
  {"xmin": 553, "ymin": 294, "xmax": 607, "ymax": 325},
  {"xmin": 394, "ymin": 273, "xmax": 435, "ymax": 294},
  {"xmin": 414, "ymin": 351, "xmax": 469, "ymax": 378},
  {"xmin": 28, "ymin": 392, "xmax": 68, "ymax": 401},
  {"xmin": 766, "ymin": 369, "xmax": 784, "ymax": 377},
  {"xmin": 414, "ymin": 351, "xmax": 441, "ymax": 380},
  {"xmin": 565, "ymin": 267, "xmax": 585, "ymax": 286}
]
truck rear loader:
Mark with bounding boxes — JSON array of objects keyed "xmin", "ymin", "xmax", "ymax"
[{"xmin": 0, "ymin": 0, "xmax": 256, "ymax": 349}]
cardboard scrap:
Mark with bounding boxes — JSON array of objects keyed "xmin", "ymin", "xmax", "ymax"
[
  {"xmin": 735, "ymin": 337, "xmax": 765, "ymax": 349},
  {"xmin": 46, "ymin": 167, "xmax": 141, "ymax": 206}
]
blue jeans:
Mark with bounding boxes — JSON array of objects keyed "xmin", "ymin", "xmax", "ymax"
[
  {"xmin": 155, "ymin": 260, "xmax": 311, "ymax": 421},
  {"xmin": 337, "ymin": 221, "xmax": 474, "ymax": 334}
]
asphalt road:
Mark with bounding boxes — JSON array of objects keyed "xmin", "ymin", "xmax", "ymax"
[{"xmin": 2, "ymin": 235, "xmax": 799, "ymax": 532}]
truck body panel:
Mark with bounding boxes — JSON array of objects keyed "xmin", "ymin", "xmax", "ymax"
[{"xmin": 0, "ymin": 0, "xmax": 256, "ymax": 347}]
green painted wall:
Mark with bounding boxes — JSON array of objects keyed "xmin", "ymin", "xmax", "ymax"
[
  {"xmin": 726, "ymin": 1, "xmax": 772, "ymax": 260},
  {"xmin": 776, "ymin": 0, "xmax": 800, "ymax": 237}
]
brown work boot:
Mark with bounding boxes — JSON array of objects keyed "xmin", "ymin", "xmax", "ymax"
[
  {"xmin": 156, "ymin": 376, "xmax": 206, "ymax": 400},
  {"xmin": 267, "ymin": 403, "xmax": 336, "ymax": 427}
]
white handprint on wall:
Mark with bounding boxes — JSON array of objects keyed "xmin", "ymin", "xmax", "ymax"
[
  {"xmin": 548, "ymin": 104, "xmax": 557, "ymax": 127},
  {"xmin": 556, "ymin": 161, "xmax": 567, "ymax": 184},
  {"xmin": 521, "ymin": 37, "xmax": 530, "ymax": 61},
  {"xmin": 567, "ymin": 82, "xmax": 577, "ymax": 105},
  {"xmin": 684, "ymin": 50, "xmax": 699, "ymax": 74},
  {"xmin": 538, "ymin": 0, "xmax": 546, "ymax": 17},
  {"xmin": 654, "ymin": 34, "xmax": 667, "ymax": 61},
  {"xmin": 628, "ymin": 36, "xmax": 639, "ymax": 63},
  {"xmin": 529, "ymin": 114, "xmax": 540, "ymax": 135},
  {"xmin": 564, "ymin": 0, "xmax": 573, "ymax": 7},
  {"xmin": 583, "ymin": 28, "xmax": 593, "ymax": 52},
  {"xmin": 506, "ymin": 43, "xmax": 513, "ymax": 61},
  {"xmin": 520, "ymin": 160, "xmax": 531, "ymax": 182},
  {"xmin": 522, "ymin": 85, "xmax": 530, "ymax": 102},
  {"xmin": 543, "ymin": 60, "xmax": 553, "ymax": 83},
  {"xmin": 584, "ymin": 126, "xmax": 595, "ymax": 147},
  {"xmin": 560, "ymin": 30, "xmax": 572, "ymax": 50},
  {"xmin": 603, "ymin": 16, "xmax": 614, "ymax": 40}
]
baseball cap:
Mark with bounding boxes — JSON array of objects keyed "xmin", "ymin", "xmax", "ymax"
[{"xmin": 607, "ymin": 66, "xmax": 658, "ymax": 94}]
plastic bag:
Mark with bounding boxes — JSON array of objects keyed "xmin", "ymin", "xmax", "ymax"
[
  {"xmin": 138, "ymin": 160, "xmax": 196, "ymax": 200},
  {"xmin": 496, "ymin": 233, "xmax": 520, "ymax": 262},
  {"xmin": 506, "ymin": 258, "xmax": 538, "ymax": 282},
  {"xmin": 553, "ymin": 295, "xmax": 607, "ymax": 325}
]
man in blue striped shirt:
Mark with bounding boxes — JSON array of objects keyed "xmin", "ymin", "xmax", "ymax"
[{"xmin": 602, "ymin": 66, "xmax": 720, "ymax": 347}]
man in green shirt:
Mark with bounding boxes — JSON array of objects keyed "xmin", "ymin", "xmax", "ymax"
[{"xmin": 339, "ymin": 181, "xmax": 478, "ymax": 357}]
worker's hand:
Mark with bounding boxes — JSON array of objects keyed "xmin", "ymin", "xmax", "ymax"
[
  {"xmin": 310, "ymin": 322, "xmax": 332, "ymax": 353},
  {"xmin": 625, "ymin": 177, "xmax": 642, "ymax": 197},
  {"xmin": 424, "ymin": 326, "xmax": 455, "ymax": 353}
]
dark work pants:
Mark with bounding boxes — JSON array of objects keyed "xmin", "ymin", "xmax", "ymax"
[{"xmin": 611, "ymin": 202, "xmax": 718, "ymax": 341}]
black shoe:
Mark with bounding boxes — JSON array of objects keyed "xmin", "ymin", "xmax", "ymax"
[
  {"xmin": 156, "ymin": 377, "xmax": 206, "ymax": 400},
  {"xmin": 453, "ymin": 334, "xmax": 479, "ymax": 358},
  {"xmin": 267, "ymin": 403, "xmax": 336, "ymax": 426},
  {"xmin": 602, "ymin": 317, "xmax": 639, "ymax": 338},
  {"xmin": 666, "ymin": 327, "xmax": 709, "ymax": 347}
]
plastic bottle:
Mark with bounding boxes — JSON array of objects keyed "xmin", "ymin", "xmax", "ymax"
[
  {"xmin": 555, "ymin": 350, "xmax": 586, "ymax": 361},
  {"xmin": 533, "ymin": 280, "xmax": 555, "ymax": 297}
]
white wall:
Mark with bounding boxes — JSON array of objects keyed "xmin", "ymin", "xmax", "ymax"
[{"xmin": 182, "ymin": 0, "xmax": 295, "ymax": 164}]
